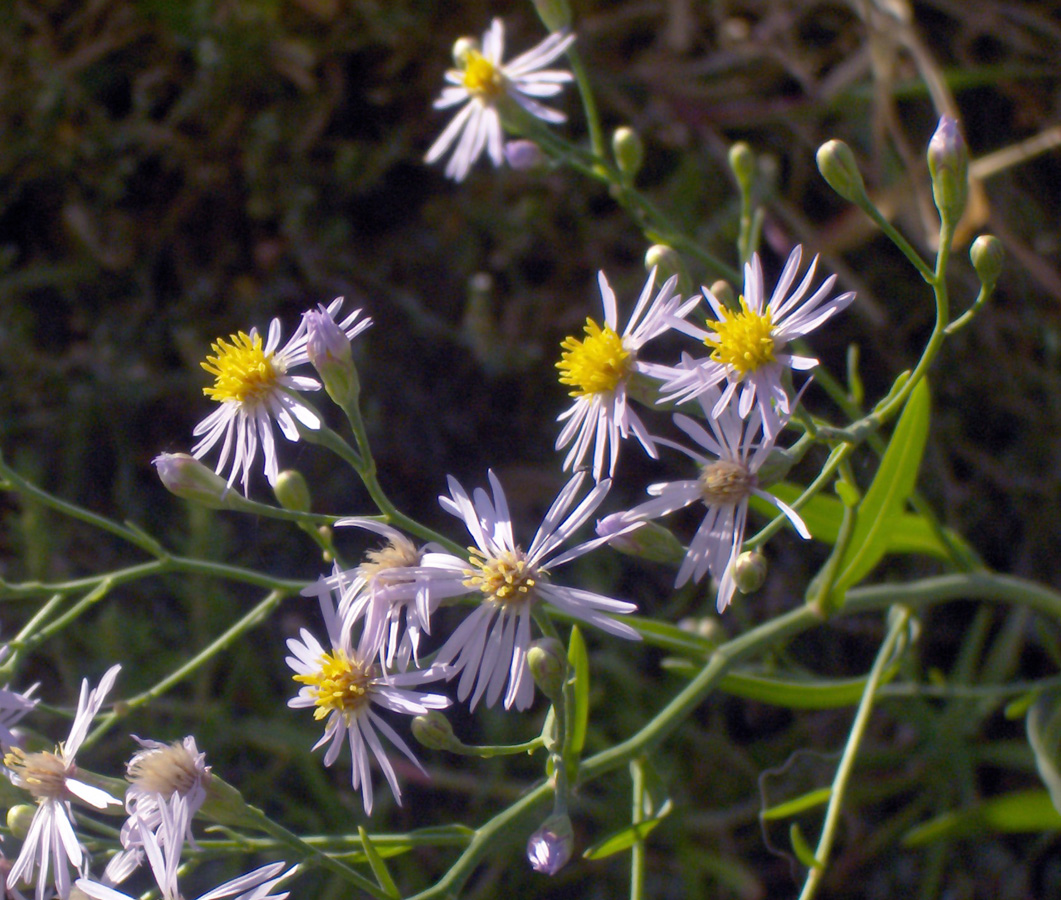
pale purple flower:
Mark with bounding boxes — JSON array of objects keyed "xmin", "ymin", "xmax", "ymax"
[
  {"xmin": 599, "ymin": 388, "xmax": 808, "ymax": 612},
  {"xmin": 425, "ymin": 19, "xmax": 574, "ymax": 181},
  {"xmin": 412, "ymin": 471, "xmax": 640, "ymax": 712},
  {"xmin": 555, "ymin": 269, "xmax": 697, "ymax": 481},
  {"xmin": 77, "ymin": 795, "xmax": 297, "ymax": 900},
  {"xmin": 658, "ymin": 245, "xmax": 855, "ymax": 439},
  {"xmin": 527, "ymin": 814, "xmax": 574, "ymax": 875},
  {"xmin": 286, "ymin": 593, "xmax": 449, "ymax": 814},
  {"xmin": 191, "ymin": 298, "xmax": 371, "ymax": 494},
  {"xmin": 6, "ymin": 666, "xmax": 123, "ymax": 900}
]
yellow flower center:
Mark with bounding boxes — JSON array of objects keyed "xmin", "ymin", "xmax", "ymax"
[
  {"xmin": 463, "ymin": 547, "xmax": 542, "ymax": 607},
  {"xmin": 461, "ymin": 50, "xmax": 505, "ymax": 99},
  {"xmin": 293, "ymin": 650, "xmax": 374, "ymax": 722},
  {"xmin": 699, "ymin": 459, "xmax": 754, "ymax": 505},
  {"xmin": 556, "ymin": 320, "xmax": 631, "ymax": 397},
  {"xmin": 703, "ymin": 297, "xmax": 776, "ymax": 376},
  {"xmin": 5, "ymin": 747, "xmax": 70, "ymax": 800},
  {"xmin": 201, "ymin": 331, "xmax": 278, "ymax": 405}
]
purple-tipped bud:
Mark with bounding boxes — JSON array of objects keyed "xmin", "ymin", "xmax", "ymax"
[
  {"xmin": 597, "ymin": 514, "xmax": 685, "ymax": 566},
  {"xmin": 927, "ymin": 116, "xmax": 969, "ymax": 223},
  {"xmin": 504, "ymin": 140, "xmax": 545, "ymax": 171},
  {"xmin": 304, "ymin": 304, "xmax": 358, "ymax": 405},
  {"xmin": 816, "ymin": 139, "xmax": 867, "ymax": 204},
  {"xmin": 154, "ymin": 453, "xmax": 255, "ymax": 511},
  {"xmin": 527, "ymin": 813, "xmax": 574, "ymax": 875}
]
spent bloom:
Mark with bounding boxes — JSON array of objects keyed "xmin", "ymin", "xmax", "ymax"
[
  {"xmin": 6, "ymin": 665, "xmax": 122, "ymax": 900},
  {"xmin": 599, "ymin": 389, "xmax": 808, "ymax": 612},
  {"xmin": 286, "ymin": 594, "xmax": 450, "ymax": 814},
  {"xmin": 659, "ymin": 246, "xmax": 855, "ymax": 439},
  {"xmin": 425, "ymin": 19, "xmax": 574, "ymax": 181},
  {"xmin": 77, "ymin": 795, "xmax": 297, "ymax": 900},
  {"xmin": 555, "ymin": 268, "xmax": 695, "ymax": 481},
  {"xmin": 307, "ymin": 521, "xmax": 431, "ymax": 672},
  {"xmin": 191, "ymin": 298, "xmax": 371, "ymax": 494},
  {"xmin": 411, "ymin": 471, "xmax": 639, "ymax": 711},
  {"xmin": 104, "ymin": 736, "xmax": 212, "ymax": 885}
]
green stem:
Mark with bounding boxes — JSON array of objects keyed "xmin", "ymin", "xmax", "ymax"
[
  {"xmin": 629, "ymin": 758, "xmax": 647, "ymax": 900},
  {"xmin": 565, "ymin": 45, "xmax": 606, "ymax": 166},
  {"xmin": 797, "ymin": 607, "xmax": 911, "ymax": 900}
]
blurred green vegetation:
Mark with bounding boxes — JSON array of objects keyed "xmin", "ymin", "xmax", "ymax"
[{"xmin": 2, "ymin": 1, "xmax": 1061, "ymax": 897}]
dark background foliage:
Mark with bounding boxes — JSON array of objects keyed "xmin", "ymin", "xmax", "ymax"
[{"xmin": 2, "ymin": 0, "xmax": 1060, "ymax": 897}]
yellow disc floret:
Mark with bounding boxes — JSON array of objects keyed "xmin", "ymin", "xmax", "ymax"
[
  {"xmin": 461, "ymin": 50, "xmax": 505, "ymax": 99},
  {"xmin": 294, "ymin": 650, "xmax": 373, "ymax": 722},
  {"xmin": 556, "ymin": 319, "xmax": 631, "ymax": 397},
  {"xmin": 699, "ymin": 459, "xmax": 755, "ymax": 506},
  {"xmin": 703, "ymin": 297, "xmax": 776, "ymax": 376},
  {"xmin": 201, "ymin": 331, "xmax": 278, "ymax": 405},
  {"xmin": 463, "ymin": 547, "xmax": 542, "ymax": 607}
]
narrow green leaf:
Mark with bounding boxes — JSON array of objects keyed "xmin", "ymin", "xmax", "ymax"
[
  {"xmin": 1027, "ymin": 688, "xmax": 1061, "ymax": 813},
  {"xmin": 903, "ymin": 790, "xmax": 1061, "ymax": 846},
  {"xmin": 789, "ymin": 823, "xmax": 822, "ymax": 868},
  {"xmin": 567, "ymin": 626, "xmax": 589, "ymax": 758},
  {"xmin": 358, "ymin": 826, "xmax": 400, "ymax": 899},
  {"xmin": 833, "ymin": 378, "xmax": 931, "ymax": 593},
  {"xmin": 761, "ymin": 787, "xmax": 833, "ymax": 821},
  {"xmin": 582, "ymin": 812, "xmax": 669, "ymax": 859}
]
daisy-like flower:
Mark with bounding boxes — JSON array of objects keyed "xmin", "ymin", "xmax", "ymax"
[
  {"xmin": 104, "ymin": 736, "xmax": 212, "ymax": 885},
  {"xmin": 305, "ymin": 521, "xmax": 430, "ymax": 672},
  {"xmin": 425, "ymin": 18, "xmax": 574, "ymax": 182},
  {"xmin": 659, "ymin": 246, "xmax": 855, "ymax": 439},
  {"xmin": 600, "ymin": 388, "xmax": 809, "ymax": 612},
  {"xmin": 412, "ymin": 471, "xmax": 640, "ymax": 712},
  {"xmin": 191, "ymin": 298, "xmax": 371, "ymax": 494},
  {"xmin": 77, "ymin": 795, "xmax": 297, "ymax": 900},
  {"xmin": 555, "ymin": 268, "xmax": 697, "ymax": 481},
  {"xmin": 6, "ymin": 665, "xmax": 123, "ymax": 900},
  {"xmin": 286, "ymin": 594, "xmax": 450, "ymax": 815}
]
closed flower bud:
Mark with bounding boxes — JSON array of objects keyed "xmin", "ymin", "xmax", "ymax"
[
  {"xmin": 596, "ymin": 515, "xmax": 685, "ymax": 566},
  {"xmin": 527, "ymin": 813, "xmax": 574, "ymax": 875},
  {"xmin": 532, "ymin": 0, "xmax": 572, "ymax": 31},
  {"xmin": 728, "ymin": 141, "xmax": 755, "ymax": 191},
  {"xmin": 613, "ymin": 126, "xmax": 644, "ymax": 179},
  {"xmin": 504, "ymin": 139, "xmax": 545, "ymax": 171},
  {"xmin": 733, "ymin": 550, "xmax": 767, "ymax": 594},
  {"xmin": 644, "ymin": 245, "xmax": 689, "ymax": 295},
  {"xmin": 970, "ymin": 234, "xmax": 1003, "ymax": 287},
  {"xmin": 411, "ymin": 711, "xmax": 457, "ymax": 751},
  {"xmin": 153, "ymin": 453, "xmax": 258, "ymax": 511},
  {"xmin": 7, "ymin": 804, "xmax": 35, "ymax": 840},
  {"xmin": 273, "ymin": 469, "xmax": 311, "ymax": 513},
  {"xmin": 927, "ymin": 116, "xmax": 969, "ymax": 223},
  {"xmin": 816, "ymin": 139, "xmax": 867, "ymax": 204},
  {"xmin": 452, "ymin": 37, "xmax": 478, "ymax": 67},
  {"xmin": 527, "ymin": 638, "xmax": 567, "ymax": 701},
  {"xmin": 304, "ymin": 304, "xmax": 359, "ymax": 406},
  {"xmin": 708, "ymin": 279, "xmax": 736, "ymax": 312}
]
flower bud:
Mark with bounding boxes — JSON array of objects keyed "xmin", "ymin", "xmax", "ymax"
[
  {"xmin": 816, "ymin": 139, "xmax": 867, "ymax": 204},
  {"xmin": 644, "ymin": 245, "xmax": 689, "ymax": 295},
  {"xmin": 927, "ymin": 116, "xmax": 969, "ymax": 223},
  {"xmin": 304, "ymin": 304, "xmax": 359, "ymax": 406},
  {"xmin": 970, "ymin": 234, "xmax": 1003, "ymax": 287},
  {"xmin": 7, "ymin": 804, "xmax": 35, "ymax": 840},
  {"xmin": 596, "ymin": 515, "xmax": 685, "ymax": 566},
  {"xmin": 728, "ymin": 141, "xmax": 755, "ymax": 192},
  {"xmin": 707, "ymin": 279, "xmax": 736, "ymax": 312},
  {"xmin": 612, "ymin": 126, "xmax": 644, "ymax": 179},
  {"xmin": 527, "ymin": 813, "xmax": 574, "ymax": 875},
  {"xmin": 504, "ymin": 139, "xmax": 545, "ymax": 171},
  {"xmin": 273, "ymin": 469, "xmax": 311, "ymax": 513},
  {"xmin": 532, "ymin": 0, "xmax": 572, "ymax": 32},
  {"xmin": 153, "ymin": 453, "xmax": 257, "ymax": 511},
  {"xmin": 527, "ymin": 638, "xmax": 567, "ymax": 701},
  {"xmin": 733, "ymin": 550, "xmax": 767, "ymax": 594},
  {"xmin": 411, "ymin": 711, "xmax": 458, "ymax": 751},
  {"xmin": 452, "ymin": 37, "xmax": 478, "ymax": 67}
]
